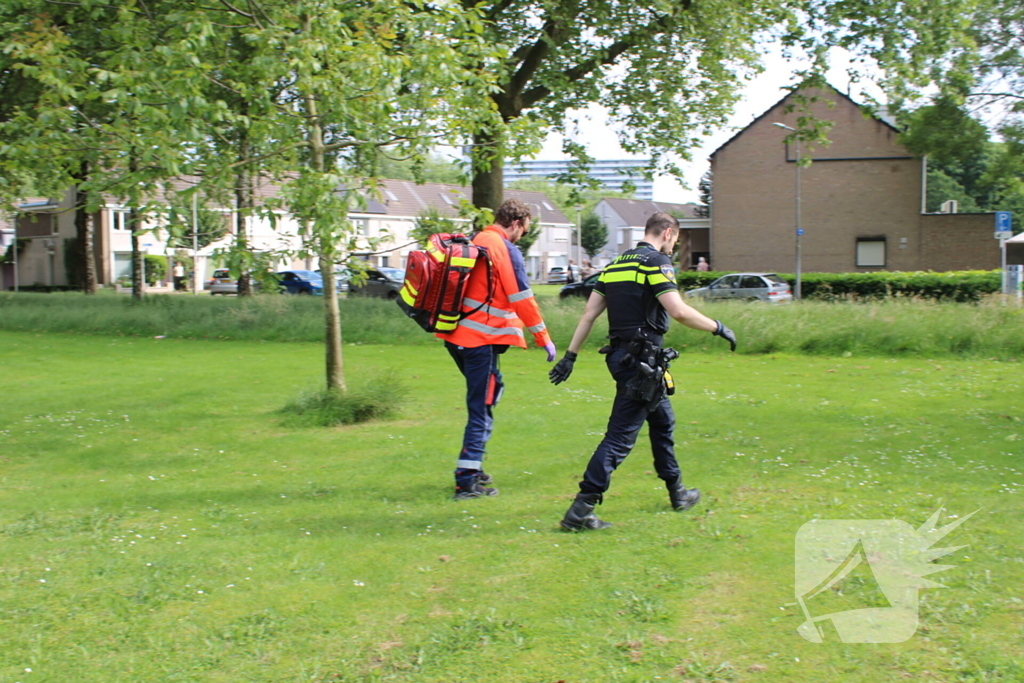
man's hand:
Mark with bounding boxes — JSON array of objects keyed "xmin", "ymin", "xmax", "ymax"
[
  {"xmin": 543, "ymin": 341, "xmax": 557, "ymax": 362},
  {"xmin": 549, "ymin": 351, "xmax": 577, "ymax": 384},
  {"xmin": 712, "ymin": 320, "xmax": 737, "ymax": 352}
]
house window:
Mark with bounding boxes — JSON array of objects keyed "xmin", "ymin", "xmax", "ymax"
[
  {"xmin": 111, "ymin": 210, "xmax": 130, "ymax": 231},
  {"xmin": 856, "ymin": 239, "xmax": 886, "ymax": 267},
  {"xmin": 354, "ymin": 219, "xmax": 369, "ymax": 236}
]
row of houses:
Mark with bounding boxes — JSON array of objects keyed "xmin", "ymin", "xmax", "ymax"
[
  {"xmin": 0, "ymin": 181, "xmax": 576, "ymax": 290},
  {"xmin": 2, "ymin": 83, "xmax": 1021, "ymax": 291}
]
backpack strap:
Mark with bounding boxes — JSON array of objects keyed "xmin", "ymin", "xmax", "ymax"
[{"xmin": 458, "ymin": 243, "xmax": 494, "ymax": 320}]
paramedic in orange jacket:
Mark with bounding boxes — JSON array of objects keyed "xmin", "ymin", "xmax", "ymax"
[{"xmin": 437, "ymin": 199, "xmax": 556, "ymax": 499}]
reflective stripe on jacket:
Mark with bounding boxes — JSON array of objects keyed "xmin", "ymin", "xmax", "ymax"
[{"xmin": 436, "ymin": 225, "xmax": 551, "ymax": 349}]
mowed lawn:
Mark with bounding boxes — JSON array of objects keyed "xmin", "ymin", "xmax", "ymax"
[{"xmin": 1, "ymin": 330, "xmax": 1022, "ymax": 683}]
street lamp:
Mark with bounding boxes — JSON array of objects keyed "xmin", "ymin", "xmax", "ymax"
[
  {"xmin": 524, "ymin": 202, "xmax": 543, "ymax": 281},
  {"xmin": 574, "ymin": 204, "xmax": 582, "ymax": 277},
  {"xmin": 772, "ymin": 122, "xmax": 802, "ymax": 300}
]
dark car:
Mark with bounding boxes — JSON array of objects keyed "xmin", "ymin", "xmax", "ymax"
[
  {"xmin": 313, "ymin": 267, "xmax": 350, "ymax": 293},
  {"xmin": 685, "ymin": 272, "xmax": 793, "ymax": 304},
  {"xmin": 559, "ymin": 272, "xmax": 601, "ymax": 299},
  {"xmin": 348, "ymin": 266, "xmax": 405, "ymax": 300},
  {"xmin": 275, "ymin": 270, "xmax": 324, "ymax": 295}
]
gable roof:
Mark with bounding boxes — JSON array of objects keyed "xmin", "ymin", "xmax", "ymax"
[
  {"xmin": 599, "ymin": 197, "xmax": 701, "ymax": 227},
  {"xmin": 359, "ymin": 178, "xmax": 571, "ymax": 225},
  {"xmin": 710, "ymin": 82, "xmax": 902, "ymax": 159}
]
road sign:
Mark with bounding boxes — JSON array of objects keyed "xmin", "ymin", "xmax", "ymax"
[
  {"xmin": 995, "ymin": 211, "xmax": 1012, "ymax": 239},
  {"xmin": 797, "ymin": 228, "xmax": 804, "ymax": 236}
]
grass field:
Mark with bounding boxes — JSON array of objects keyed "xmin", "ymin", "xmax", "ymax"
[
  {"xmin": 1, "ymin": 330, "xmax": 1023, "ymax": 682},
  {"xmin": 2, "ymin": 291, "xmax": 1024, "ymax": 359}
]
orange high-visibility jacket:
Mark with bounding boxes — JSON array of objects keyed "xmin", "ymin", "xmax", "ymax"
[{"xmin": 436, "ymin": 225, "xmax": 551, "ymax": 350}]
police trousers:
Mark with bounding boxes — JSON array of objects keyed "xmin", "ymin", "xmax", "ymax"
[
  {"xmin": 446, "ymin": 342, "xmax": 506, "ymax": 486},
  {"xmin": 579, "ymin": 347, "xmax": 681, "ymax": 494}
]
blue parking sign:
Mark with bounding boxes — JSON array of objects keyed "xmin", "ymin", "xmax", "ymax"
[{"xmin": 996, "ymin": 212, "xmax": 1012, "ymax": 231}]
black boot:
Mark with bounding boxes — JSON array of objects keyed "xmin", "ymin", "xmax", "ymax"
[
  {"xmin": 666, "ymin": 476, "xmax": 700, "ymax": 511},
  {"xmin": 560, "ymin": 493, "xmax": 612, "ymax": 531}
]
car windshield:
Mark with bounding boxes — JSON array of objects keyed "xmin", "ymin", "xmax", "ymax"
[
  {"xmin": 378, "ymin": 267, "xmax": 404, "ymax": 281},
  {"xmin": 765, "ymin": 275, "xmax": 788, "ymax": 285},
  {"xmin": 289, "ymin": 270, "xmax": 321, "ymax": 281}
]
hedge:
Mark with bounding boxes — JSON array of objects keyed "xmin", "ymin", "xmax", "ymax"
[{"xmin": 674, "ymin": 270, "xmax": 1001, "ymax": 302}]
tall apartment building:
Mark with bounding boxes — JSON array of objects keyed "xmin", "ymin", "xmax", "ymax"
[{"xmin": 504, "ymin": 159, "xmax": 654, "ymax": 201}]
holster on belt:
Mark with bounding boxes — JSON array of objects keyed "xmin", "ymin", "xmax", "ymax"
[{"xmin": 618, "ymin": 329, "xmax": 679, "ymax": 410}]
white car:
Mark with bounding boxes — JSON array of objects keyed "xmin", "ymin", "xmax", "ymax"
[{"xmin": 686, "ymin": 273, "xmax": 793, "ymax": 303}]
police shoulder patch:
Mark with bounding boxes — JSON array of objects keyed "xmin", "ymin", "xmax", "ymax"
[{"xmin": 660, "ymin": 264, "xmax": 676, "ymax": 282}]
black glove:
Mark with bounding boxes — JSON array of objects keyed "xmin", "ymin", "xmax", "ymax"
[
  {"xmin": 712, "ymin": 320, "xmax": 737, "ymax": 352},
  {"xmin": 549, "ymin": 350, "xmax": 578, "ymax": 385}
]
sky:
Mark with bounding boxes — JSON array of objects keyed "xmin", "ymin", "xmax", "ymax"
[{"xmin": 532, "ymin": 47, "xmax": 887, "ymax": 204}]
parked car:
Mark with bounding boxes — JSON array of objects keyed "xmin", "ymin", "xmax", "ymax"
[
  {"xmin": 206, "ymin": 268, "xmax": 259, "ymax": 295},
  {"xmin": 685, "ymin": 273, "xmax": 792, "ymax": 303},
  {"xmin": 547, "ymin": 266, "xmax": 566, "ymax": 284},
  {"xmin": 313, "ymin": 267, "xmax": 350, "ymax": 293},
  {"xmin": 275, "ymin": 270, "xmax": 324, "ymax": 295},
  {"xmin": 348, "ymin": 267, "xmax": 405, "ymax": 300},
  {"xmin": 559, "ymin": 271, "xmax": 602, "ymax": 299}
]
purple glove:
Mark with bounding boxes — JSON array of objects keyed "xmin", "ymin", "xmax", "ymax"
[{"xmin": 543, "ymin": 341, "xmax": 557, "ymax": 362}]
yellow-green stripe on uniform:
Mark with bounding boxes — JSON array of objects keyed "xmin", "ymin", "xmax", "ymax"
[{"xmin": 594, "ymin": 242, "xmax": 678, "ymax": 337}]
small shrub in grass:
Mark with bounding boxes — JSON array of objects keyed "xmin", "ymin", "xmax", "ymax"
[{"xmin": 280, "ymin": 374, "xmax": 408, "ymax": 426}]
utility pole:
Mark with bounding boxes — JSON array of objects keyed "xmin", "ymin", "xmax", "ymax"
[
  {"xmin": 773, "ymin": 122, "xmax": 802, "ymax": 300},
  {"xmin": 192, "ymin": 192, "xmax": 200, "ymax": 295}
]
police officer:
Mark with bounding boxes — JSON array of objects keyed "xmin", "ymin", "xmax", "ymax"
[{"xmin": 548, "ymin": 212, "xmax": 736, "ymax": 530}]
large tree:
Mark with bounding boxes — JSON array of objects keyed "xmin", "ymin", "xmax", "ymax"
[
  {"xmin": 1, "ymin": 1, "xmax": 194, "ymax": 298},
  {"xmin": 461, "ymin": 0, "xmax": 992, "ymax": 214},
  {"xmin": 464, "ymin": 0, "xmax": 781, "ymax": 210}
]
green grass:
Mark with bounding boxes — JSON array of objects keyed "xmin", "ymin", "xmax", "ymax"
[
  {"xmin": 1, "ymin": 330, "xmax": 1022, "ymax": 682},
  {"xmin": 2, "ymin": 291, "xmax": 1023, "ymax": 359}
]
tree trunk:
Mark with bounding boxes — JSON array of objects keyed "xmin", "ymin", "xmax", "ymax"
[
  {"xmin": 470, "ymin": 129, "xmax": 505, "ymax": 212},
  {"xmin": 301, "ymin": 45, "xmax": 345, "ymax": 393},
  {"xmin": 318, "ymin": 250, "xmax": 345, "ymax": 392},
  {"xmin": 130, "ymin": 207, "xmax": 143, "ymax": 300},
  {"xmin": 74, "ymin": 183, "xmax": 97, "ymax": 294},
  {"xmin": 235, "ymin": 148, "xmax": 253, "ymax": 297}
]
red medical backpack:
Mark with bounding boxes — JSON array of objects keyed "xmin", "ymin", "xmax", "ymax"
[{"xmin": 396, "ymin": 233, "xmax": 493, "ymax": 333}]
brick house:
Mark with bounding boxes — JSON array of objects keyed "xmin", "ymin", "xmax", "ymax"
[{"xmin": 710, "ymin": 85, "xmax": 1003, "ymax": 273}]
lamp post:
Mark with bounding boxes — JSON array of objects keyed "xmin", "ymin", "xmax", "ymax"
[
  {"xmin": 772, "ymin": 122, "xmax": 802, "ymax": 300},
  {"xmin": 574, "ymin": 204, "xmax": 583, "ymax": 278},
  {"xmin": 524, "ymin": 202, "xmax": 543, "ymax": 281}
]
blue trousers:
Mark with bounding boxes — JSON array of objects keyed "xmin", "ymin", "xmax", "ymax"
[
  {"xmin": 446, "ymin": 342, "xmax": 506, "ymax": 486},
  {"xmin": 579, "ymin": 347, "xmax": 681, "ymax": 494}
]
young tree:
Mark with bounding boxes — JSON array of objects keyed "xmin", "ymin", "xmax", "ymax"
[
  {"xmin": 694, "ymin": 170, "xmax": 712, "ymax": 219},
  {"xmin": 580, "ymin": 213, "xmax": 607, "ymax": 259},
  {"xmin": 162, "ymin": 0, "xmax": 496, "ymax": 391}
]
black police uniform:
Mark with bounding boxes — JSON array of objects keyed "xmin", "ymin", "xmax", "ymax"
[{"xmin": 578, "ymin": 242, "xmax": 682, "ymax": 495}]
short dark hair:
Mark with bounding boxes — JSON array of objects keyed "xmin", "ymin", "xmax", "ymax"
[
  {"xmin": 644, "ymin": 212, "xmax": 678, "ymax": 237},
  {"xmin": 494, "ymin": 199, "xmax": 532, "ymax": 228}
]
